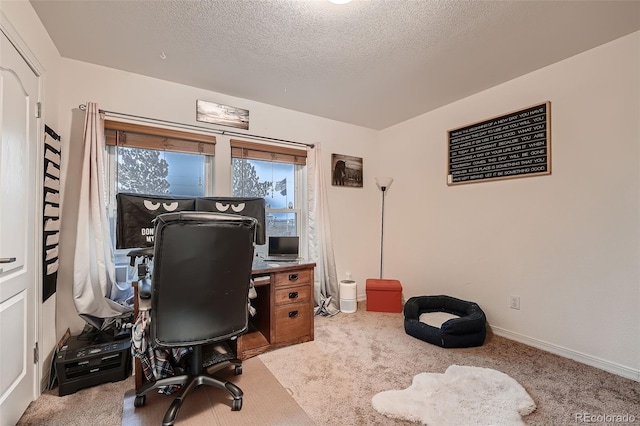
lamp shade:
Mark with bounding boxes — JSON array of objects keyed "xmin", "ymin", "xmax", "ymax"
[{"xmin": 375, "ymin": 177, "xmax": 394, "ymax": 191}]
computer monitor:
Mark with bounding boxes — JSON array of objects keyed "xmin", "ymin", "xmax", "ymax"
[
  {"xmin": 268, "ymin": 236, "xmax": 299, "ymax": 258},
  {"xmin": 116, "ymin": 193, "xmax": 196, "ymax": 249},
  {"xmin": 195, "ymin": 197, "xmax": 266, "ymax": 245},
  {"xmin": 116, "ymin": 193, "xmax": 267, "ymax": 248}
]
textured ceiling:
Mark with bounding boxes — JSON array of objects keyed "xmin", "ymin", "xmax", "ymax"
[{"xmin": 30, "ymin": 0, "xmax": 640, "ymax": 130}]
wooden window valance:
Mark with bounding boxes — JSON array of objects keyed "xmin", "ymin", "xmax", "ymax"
[
  {"xmin": 230, "ymin": 139, "xmax": 307, "ymax": 165},
  {"xmin": 104, "ymin": 120, "xmax": 216, "ymax": 156}
]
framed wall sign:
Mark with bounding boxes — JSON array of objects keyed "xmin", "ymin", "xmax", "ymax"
[{"xmin": 448, "ymin": 101, "xmax": 551, "ymax": 185}]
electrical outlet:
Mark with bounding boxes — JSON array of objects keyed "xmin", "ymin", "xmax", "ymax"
[{"xmin": 510, "ymin": 296, "xmax": 520, "ymax": 310}]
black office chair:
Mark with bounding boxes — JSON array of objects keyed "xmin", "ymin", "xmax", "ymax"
[{"xmin": 133, "ymin": 211, "xmax": 257, "ymax": 425}]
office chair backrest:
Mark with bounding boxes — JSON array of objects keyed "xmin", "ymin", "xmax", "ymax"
[{"xmin": 150, "ymin": 211, "xmax": 257, "ymax": 347}]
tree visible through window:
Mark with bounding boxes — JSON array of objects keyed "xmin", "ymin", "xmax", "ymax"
[
  {"xmin": 232, "ymin": 159, "xmax": 271, "ymax": 198},
  {"xmin": 116, "ymin": 146, "xmax": 205, "ymax": 197},
  {"xmin": 232, "ymin": 157, "xmax": 298, "ymax": 239},
  {"xmin": 117, "ymin": 147, "xmax": 170, "ymax": 194}
]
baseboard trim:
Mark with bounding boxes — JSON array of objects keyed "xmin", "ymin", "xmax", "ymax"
[{"xmin": 491, "ymin": 326, "xmax": 640, "ymax": 382}]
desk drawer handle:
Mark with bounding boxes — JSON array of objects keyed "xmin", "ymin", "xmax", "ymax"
[
  {"xmin": 288, "ymin": 310, "xmax": 298, "ymax": 318},
  {"xmin": 288, "ymin": 292, "xmax": 299, "ymax": 299},
  {"xmin": 288, "ymin": 274, "xmax": 299, "ymax": 281},
  {"xmin": 0, "ymin": 257, "xmax": 16, "ymax": 264}
]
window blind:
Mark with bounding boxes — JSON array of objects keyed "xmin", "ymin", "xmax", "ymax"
[
  {"xmin": 104, "ymin": 120, "xmax": 216, "ymax": 156},
  {"xmin": 230, "ymin": 139, "xmax": 306, "ymax": 165}
]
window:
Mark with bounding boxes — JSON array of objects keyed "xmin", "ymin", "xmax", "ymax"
[
  {"xmin": 105, "ymin": 120, "xmax": 216, "ymax": 266},
  {"xmin": 230, "ymin": 139, "xmax": 307, "ymax": 258},
  {"xmin": 105, "ymin": 120, "xmax": 216, "ymax": 197},
  {"xmin": 114, "ymin": 147, "xmax": 206, "ymax": 196}
]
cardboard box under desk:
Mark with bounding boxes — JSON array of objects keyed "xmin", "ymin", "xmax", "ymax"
[{"xmin": 366, "ymin": 279, "xmax": 403, "ymax": 313}]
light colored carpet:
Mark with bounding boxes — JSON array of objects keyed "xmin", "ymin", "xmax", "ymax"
[
  {"xmin": 18, "ymin": 302, "xmax": 640, "ymax": 425},
  {"xmin": 17, "ymin": 376, "xmax": 136, "ymax": 426},
  {"xmin": 259, "ymin": 301, "xmax": 640, "ymax": 425},
  {"xmin": 372, "ymin": 365, "xmax": 536, "ymax": 425}
]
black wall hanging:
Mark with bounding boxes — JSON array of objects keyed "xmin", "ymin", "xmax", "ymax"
[{"xmin": 43, "ymin": 124, "xmax": 61, "ymax": 302}]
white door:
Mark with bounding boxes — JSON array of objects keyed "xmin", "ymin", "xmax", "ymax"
[{"xmin": 0, "ymin": 29, "xmax": 39, "ymax": 425}]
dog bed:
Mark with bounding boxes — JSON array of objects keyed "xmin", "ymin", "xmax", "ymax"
[{"xmin": 404, "ymin": 295, "xmax": 486, "ymax": 348}]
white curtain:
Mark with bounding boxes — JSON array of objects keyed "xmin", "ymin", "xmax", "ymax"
[
  {"xmin": 73, "ymin": 102, "xmax": 130, "ymax": 329},
  {"xmin": 307, "ymin": 143, "xmax": 340, "ymax": 316}
]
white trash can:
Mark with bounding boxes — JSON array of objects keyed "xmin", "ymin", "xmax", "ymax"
[{"xmin": 340, "ymin": 280, "xmax": 357, "ymax": 313}]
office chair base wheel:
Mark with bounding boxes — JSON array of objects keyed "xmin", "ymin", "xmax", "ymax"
[
  {"xmin": 134, "ymin": 395, "xmax": 146, "ymax": 407},
  {"xmin": 234, "ymin": 365, "xmax": 242, "ymax": 375},
  {"xmin": 232, "ymin": 398, "xmax": 242, "ymax": 411}
]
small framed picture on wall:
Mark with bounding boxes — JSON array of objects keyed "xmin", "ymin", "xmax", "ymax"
[
  {"xmin": 196, "ymin": 99, "xmax": 249, "ymax": 130},
  {"xmin": 331, "ymin": 153, "xmax": 363, "ymax": 188}
]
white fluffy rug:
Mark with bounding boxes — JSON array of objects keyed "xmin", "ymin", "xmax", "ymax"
[{"xmin": 372, "ymin": 365, "xmax": 536, "ymax": 425}]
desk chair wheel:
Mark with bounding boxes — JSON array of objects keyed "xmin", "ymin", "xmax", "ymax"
[
  {"xmin": 232, "ymin": 398, "xmax": 242, "ymax": 411},
  {"xmin": 134, "ymin": 394, "xmax": 146, "ymax": 407},
  {"xmin": 234, "ymin": 365, "xmax": 242, "ymax": 375}
]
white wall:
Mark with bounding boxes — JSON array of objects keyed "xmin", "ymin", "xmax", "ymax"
[
  {"xmin": 380, "ymin": 32, "xmax": 640, "ymax": 379},
  {"xmin": 1, "ymin": 0, "xmax": 62, "ymax": 386},
  {"xmin": 54, "ymin": 58, "xmax": 382, "ymax": 337}
]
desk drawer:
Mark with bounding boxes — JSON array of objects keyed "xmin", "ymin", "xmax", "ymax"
[
  {"xmin": 275, "ymin": 303, "xmax": 311, "ymax": 343},
  {"xmin": 275, "ymin": 285, "xmax": 311, "ymax": 306},
  {"xmin": 274, "ymin": 269, "xmax": 312, "ymax": 288}
]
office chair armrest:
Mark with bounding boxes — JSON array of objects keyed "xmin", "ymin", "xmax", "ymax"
[{"xmin": 138, "ymin": 277, "xmax": 152, "ymax": 311}]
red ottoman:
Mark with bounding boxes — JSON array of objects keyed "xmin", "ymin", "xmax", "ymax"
[{"xmin": 366, "ymin": 279, "xmax": 403, "ymax": 313}]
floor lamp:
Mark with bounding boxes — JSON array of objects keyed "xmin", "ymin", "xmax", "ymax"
[{"xmin": 375, "ymin": 177, "xmax": 393, "ymax": 279}]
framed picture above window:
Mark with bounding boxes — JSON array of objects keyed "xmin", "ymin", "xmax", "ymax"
[
  {"xmin": 196, "ymin": 99, "xmax": 249, "ymax": 130},
  {"xmin": 331, "ymin": 153, "xmax": 363, "ymax": 188}
]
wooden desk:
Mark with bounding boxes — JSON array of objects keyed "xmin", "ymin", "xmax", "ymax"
[
  {"xmin": 236, "ymin": 259, "xmax": 316, "ymax": 360},
  {"xmin": 133, "ymin": 259, "xmax": 315, "ymax": 389}
]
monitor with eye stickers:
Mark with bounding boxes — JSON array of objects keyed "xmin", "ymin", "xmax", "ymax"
[
  {"xmin": 195, "ymin": 197, "xmax": 266, "ymax": 245},
  {"xmin": 116, "ymin": 193, "xmax": 196, "ymax": 249},
  {"xmin": 116, "ymin": 193, "xmax": 266, "ymax": 249}
]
